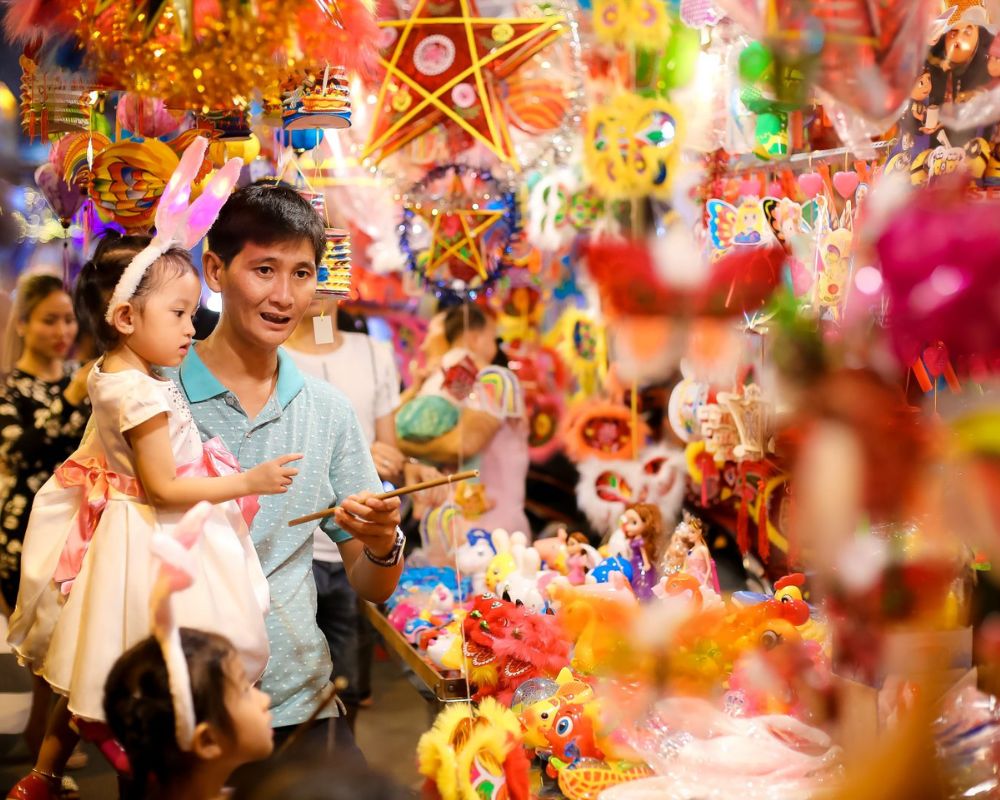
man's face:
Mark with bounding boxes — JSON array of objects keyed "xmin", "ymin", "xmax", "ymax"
[{"xmin": 206, "ymin": 238, "xmax": 317, "ymax": 351}]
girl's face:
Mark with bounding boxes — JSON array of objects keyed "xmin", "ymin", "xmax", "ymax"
[
  {"xmin": 912, "ymin": 72, "xmax": 932, "ymax": 101},
  {"xmin": 221, "ymin": 655, "xmax": 273, "ymax": 764},
  {"xmin": 19, "ymin": 290, "xmax": 77, "ymax": 363},
  {"xmin": 621, "ymin": 510, "xmax": 644, "ymax": 539},
  {"xmin": 125, "ymin": 269, "xmax": 200, "ymax": 367}
]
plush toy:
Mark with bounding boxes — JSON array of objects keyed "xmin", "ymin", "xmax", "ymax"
[
  {"xmin": 455, "ymin": 529, "xmax": 496, "ymax": 595},
  {"xmin": 462, "ymin": 594, "xmax": 572, "ymax": 705},
  {"xmin": 495, "ymin": 537, "xmax": 552, "ymax": 612},
  {"xmin": 485, "ymin": 530, "xmax": 526, "ymax": 593},
  {"xmin": 417, "ymin": 697, "xmax": 532, "ymax": 800}
]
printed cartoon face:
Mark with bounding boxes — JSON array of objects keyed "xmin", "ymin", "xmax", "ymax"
[
  {"xmin": 945, "ymin": 24, "xmax": 980, "ymax": 66},
  {"xmin": 912, "ymin": 70, "xmax": 932, "ymax": 101},
  {"xmin": 734, "ymin": 201, "xmax": 765, "ymax": 244},
  {"xmin": 927, "ymin": 146, "xmax": 966, "ymax": 177}
]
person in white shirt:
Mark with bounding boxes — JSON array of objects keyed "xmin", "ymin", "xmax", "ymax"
[{"xmin": 285, "ymin": 298, "xmax": 443, "ymax": 728}]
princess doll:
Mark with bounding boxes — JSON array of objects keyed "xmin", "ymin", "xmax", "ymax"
[
  {"xmin": 620, "ymin": 504, "xmax": 663, "ymax": 601},
  {"xmin": 566, "ymin": 532, "xmax": 599, "ymax": 586},
  {"xmin": 7, "ymin": 139, "xmax": 298, "ymax": 799},
  {"xmin": 670, "ymin": 512, "xmax": 721, "ymax": 593}
]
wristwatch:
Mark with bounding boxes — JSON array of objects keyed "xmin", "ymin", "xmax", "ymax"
[{"xmin": 364, "ymin": 527, "xmax": 405, "ymax": 567}]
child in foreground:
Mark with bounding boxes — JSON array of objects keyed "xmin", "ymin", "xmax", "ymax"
[
  {"xmin": 6, "ymin": 139, "xmax": 297, "ymax": 799},
  {"xmin": 105, "ymin": 628, "xmax": 274, "ymax": 800}
]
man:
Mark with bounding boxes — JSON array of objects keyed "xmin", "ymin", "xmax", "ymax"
[{"xmin": 171, "ymin": 182, "xmax": 404, "ymax": 751}]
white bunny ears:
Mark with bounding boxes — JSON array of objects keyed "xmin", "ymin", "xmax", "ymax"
[
  {"xmin": 104, "ymin": 137, "xmax": 243, "ymax": 325},
  {"xmin": 149, "ymin": 501, "xmax": 212, "ymax": 751}
]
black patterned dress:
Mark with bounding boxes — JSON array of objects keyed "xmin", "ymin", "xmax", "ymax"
[{"xmin": 0, "ymin": 367, "xmax": 89, "ymax": 608}]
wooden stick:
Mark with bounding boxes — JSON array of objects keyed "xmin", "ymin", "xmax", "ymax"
[{"xmin": 287, "ymin": 469, "xmax": 479, "ymax": 526}]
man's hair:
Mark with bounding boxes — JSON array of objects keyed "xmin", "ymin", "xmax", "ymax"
[
  {"xmin": 443, "ymin": 304, "xmax": 492, "ymax": 346},
  {"xmin": 207, "ymin": 180, "xmax": 326, "ymax": 266}
]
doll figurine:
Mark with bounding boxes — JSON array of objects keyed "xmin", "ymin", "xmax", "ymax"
[
  {"xmin": 620, "ymin": 504, "xmax": 662, "ymax": 601},
  {"xmin": 671, "ymin": 512, "xmax": 721, "ymax": 593},
  {"xmin": 566, "ymin": 532, "xmax": 596, "ymax": 586}
]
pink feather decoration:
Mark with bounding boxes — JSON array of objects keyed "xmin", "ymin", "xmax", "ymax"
[
  {"xmin": 2, "ymin": 0, "xmax": 75, "ymax": 43},
  {"xmin": 873, "ymin": 176, "xmax": 1000, "ymax": 366},
  {"xmin": 296, "ymin": 0, "xmax": 380, "ymax": 78}
]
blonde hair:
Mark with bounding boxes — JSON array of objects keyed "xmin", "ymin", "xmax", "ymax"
[{"xmin": 1, "ymin": 273, "xmax": 67, "ymax": 377}]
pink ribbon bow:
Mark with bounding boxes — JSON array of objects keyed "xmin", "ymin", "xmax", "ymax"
[
  {"xmin": 177, "ymin": 437, "xmax": 260, "ymax": 530},
  {"xmin": 54, "ymin": 438, "xmax": 257, "ymax": 594},
  {"xmin": 54, "ymin": 456, "xmax": 142, "ymax": 593}
]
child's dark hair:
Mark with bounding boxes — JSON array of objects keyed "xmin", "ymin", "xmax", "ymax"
[
  {"xmin": 74, "ymin": 232, "xmax": 197, "ymax": 353},
  {"xmin": 443, "ymin": 303, "xmax": 492, "ymax": 345},
  {"xmin": 103, "ymin": 628, "xmax": 236, "ymax": 800},
  {"xmin": 207, "ymin": 180, "xmax": 326, "ymax": 267}
]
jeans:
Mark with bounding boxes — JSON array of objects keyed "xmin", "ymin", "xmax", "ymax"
[{"xmin": 313, "ymin": 560, "xmax": 369, "ymax": 707}]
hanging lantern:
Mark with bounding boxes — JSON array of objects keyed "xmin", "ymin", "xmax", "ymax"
[
  {"xmin": 317, "ymin": 228, "xmax": 352, "ymax": 297},
  {"xmin": 279, "ymin": 65, "xmax": 352, "ymax": 131}
]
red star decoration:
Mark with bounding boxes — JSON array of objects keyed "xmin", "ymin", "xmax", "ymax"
[{"xmin": 363, "ymin": 0, "xmax": 564, "ymax": 167}]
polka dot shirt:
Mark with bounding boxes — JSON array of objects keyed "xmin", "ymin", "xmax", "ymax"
[{"xmin": 167, "ymin": 346, "xmax": 382, "ymax": 728}]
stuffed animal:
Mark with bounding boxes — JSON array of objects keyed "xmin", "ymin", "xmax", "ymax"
[
  {"xmin": 455, "ymin": 529, "xmax": 496, "ymax": 595},
  {"xmin": 495, "ymin": 538, "xmax": 548, "ymax": 612}
]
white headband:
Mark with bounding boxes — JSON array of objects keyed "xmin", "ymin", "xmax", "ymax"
[
  {"xmin": 104, "ymin": 137, "xmax": 243, "ymax": 325},
  {"xmin": 149, "ymin": 501, "xmax": 213, "ymax": 750}
]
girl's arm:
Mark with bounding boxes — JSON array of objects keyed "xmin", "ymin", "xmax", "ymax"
[{"xmin": 128, "ymin": 414, "xmax": 301, "ymax": 511}]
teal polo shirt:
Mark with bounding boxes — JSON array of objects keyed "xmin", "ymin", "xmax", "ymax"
[{"xmin": 168, "ymin": 345, "xmax": 382, "ymax": 727}]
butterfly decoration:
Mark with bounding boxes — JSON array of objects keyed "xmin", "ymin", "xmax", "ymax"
[
  {"xmin": 585, "ymin": 92, "xmax": 683, "ymax": 200},
  {"xmin": 705, "ymin": 197, "xmax": 774, "ymax": 254}
]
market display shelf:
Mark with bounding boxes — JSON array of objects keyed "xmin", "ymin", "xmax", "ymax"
[{"xmin": 363, "ymin": 601, "xmax": 471, "ymax": 702}]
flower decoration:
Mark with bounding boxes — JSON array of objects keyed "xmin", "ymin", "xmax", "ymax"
[{"xmin": 585, "ymin": 92, "xmax": 684, "ymax": 199}]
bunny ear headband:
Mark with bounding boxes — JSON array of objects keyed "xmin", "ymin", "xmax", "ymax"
[
  {"xmin": 104, "ymin": 137, "xmax": 243, "ymax": 325},
  {"xmin": 149, "ymin": 501, "xmax": 213, "ymax": 750}
]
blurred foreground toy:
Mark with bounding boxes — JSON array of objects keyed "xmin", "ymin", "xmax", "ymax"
[{"xmin": 417, "ymin": 697, "xmax": 531, "ymax": 800}]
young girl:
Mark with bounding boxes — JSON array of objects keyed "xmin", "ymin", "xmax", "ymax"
[
  {"xmin": 7, "ymin": 139, "xmax": 298, "ymax": 799},
  {"xmin": 104, "ymin": 629, "xmax": 274, "ymax": 800}
]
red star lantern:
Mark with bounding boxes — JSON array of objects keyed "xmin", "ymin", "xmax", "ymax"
[{"xmin": 363, "ymin": 0, "xmax": 565, "ymax": 167}]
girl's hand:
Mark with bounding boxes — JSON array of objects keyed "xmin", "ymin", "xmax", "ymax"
[{"xmin": 244, "ymin": 454, "xmax": 302, "ymax": 495}]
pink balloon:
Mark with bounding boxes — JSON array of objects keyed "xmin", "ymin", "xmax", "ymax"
[
  {"xmin": 34, "ymin": 163, "xmax": 84, "ymax": 226},
  {"xmin": 116, "ymin": 94, "xmax": 184, "ymax": 139}
]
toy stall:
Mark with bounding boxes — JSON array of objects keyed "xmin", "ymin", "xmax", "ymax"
[{"xmin": 2, "ymin": 0, "xmax": 1000, "ymax": 798}]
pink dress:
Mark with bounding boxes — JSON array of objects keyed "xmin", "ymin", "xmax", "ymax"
[
  {"xmin": 8, "ymin": 363, "xmax": 269, "ymax": 722},
  {"xmin": 460, "ymin": 366, "xmax": 531, "ymax": 536}
]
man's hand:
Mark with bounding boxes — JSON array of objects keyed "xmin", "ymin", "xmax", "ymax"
[
  {"xmin": 370, "ymin": 441, "xmax": 405, "ymax": 482},
  {"xmin": 333, "ymin": 491, "xmax": 402, "ymax": 558}
]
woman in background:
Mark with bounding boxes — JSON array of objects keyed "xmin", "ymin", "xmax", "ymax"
[{"xmin": 0, "ymin": 273, "xmax": 91, "ymax": 766}]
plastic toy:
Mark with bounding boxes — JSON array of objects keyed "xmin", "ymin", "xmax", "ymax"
[
  {"xmin": 589, "ymin": 556, "xmax": 634, "ymax": 584},
  {"xmin": 621, "ymin": 504, "xmax": 662, "ymax": 601}
]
